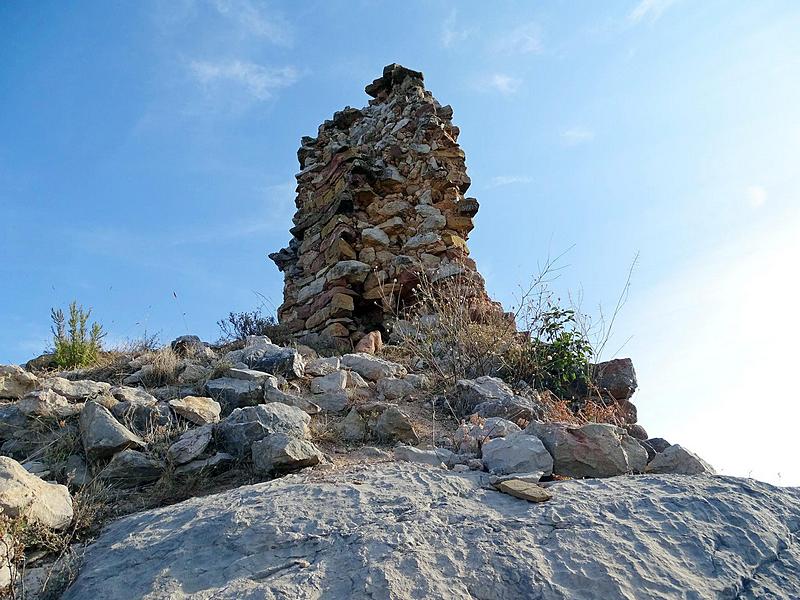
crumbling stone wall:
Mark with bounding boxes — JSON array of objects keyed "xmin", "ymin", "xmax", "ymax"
[{"xmin": 270, "ymin": 64, "xmax": 498, "ymax": 347}]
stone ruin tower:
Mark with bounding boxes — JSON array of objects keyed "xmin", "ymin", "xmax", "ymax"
[{"xmin": 270, "ymin": 64, "xmax": 499, "ymax": 348}]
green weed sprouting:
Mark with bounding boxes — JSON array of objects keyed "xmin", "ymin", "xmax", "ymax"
[{"xmin": 50, "ymin": 301, "xmax": 106, "ymax": 369}]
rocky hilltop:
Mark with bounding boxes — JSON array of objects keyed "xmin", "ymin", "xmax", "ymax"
[{"xmin": 1, "ymin": 66, "xmax": 798, "ymax": 599}]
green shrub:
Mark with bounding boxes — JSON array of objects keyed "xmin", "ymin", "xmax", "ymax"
[
  {"xmin": 217, "ymin": 309, "xmax": 291, "ymax": 345},
  {"xmin": 505, "ymin": 302, "xmax": 593, "ymax": 398},
  {"xmin": 50, "ymin": 301, "xmax": 106, "ymax": 369}
]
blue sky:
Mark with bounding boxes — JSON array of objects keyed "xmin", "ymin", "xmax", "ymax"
[{"xmin": 2, "ymin": 1, "xmax": 799, "ymax": 484}]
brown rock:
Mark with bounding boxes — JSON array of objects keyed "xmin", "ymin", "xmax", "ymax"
[
  {"xmin": 493, "ymin": 479, "xmax": 552, "ymax": 503},
  {"xmin": 354, "ymin": 331, "xmax": 383, "ymax": 355}
]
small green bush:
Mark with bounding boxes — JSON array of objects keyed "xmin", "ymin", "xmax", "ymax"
[
  {"xmin": 217, "ymin": 309, "xmax": 291, "ymax": 345},
  {"xmin": 51, "ymin": 301, "xmax": 105, "ymax": 369}
]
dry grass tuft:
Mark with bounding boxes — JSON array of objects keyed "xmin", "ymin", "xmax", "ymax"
[{"xmin": 139, "ymin": 347, "xmax": 181, "ymax": 387}]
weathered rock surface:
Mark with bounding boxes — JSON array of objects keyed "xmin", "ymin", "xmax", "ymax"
[
  {"xmin": 214, "ymin": 403, "xmax": 310, "ymax": 458},
  {"xmin": 341, "ymin": 353, "xmax": 407, "ymax": 381},
  {"xmin": 493, "ymin": 478, "xmax": 552, "ymax": 503},
  {"xmin": 592, "ymin": 358, "xmax": 637, "ymax": 400},
  {"xmin": 16, "ymin": 388, "xmax": 79, "ymax": 418},
  {"xmin": 309, "ymin": 370, "xmax": 347, "ymax": 394},
  {"xmin": 236, "ymin": 338, "xmax": 305, "ymax": 379},
  {"xmin": 525, "ymin": 421, "xmax": 648, "ymax": 478},
  {"xmin": 63, "ymin": 463, "xmax": 800, "ymax": 600},
  {"xmin": 174, "ymin": 452, "xmax": 234, "ymax": 478},
  {"xmin": 0, "ymin": 456, "xmax": 73, "ymax": 529},
  {"xmin": 111, "ymin": 396, "xmax": 172, "ymax": 432},
  {"xmin": 374, "ymin": 405, "xmax": 419, "ymax": 444},
  {"xmin": 393, "ymin": 445, "xmax": 449, "ymax": 468},
  {"xmin": 41, "ymin": 377, "xmax": 110, "ymax": 401},
  {"xmin": 263, "ymin": 386, "xmax": 321, "ymax": 415},
  {"xmin": 481, "ymin": 433, "xmax": 553, "ymax": 476},
  {"xmin": 304, "ymin": 356, "xmax": 340, "ymax": 377},
  {"xmin": 205, "ymin": 377, "xmax": 265, "ymax": 412},
  {"xmin": 0, "ymin": 364, "xmax": 38, "ymax": 399},
  {"xmin": 0, "ymin": 534, "xmax": 13, "ymax": 588},
  {"xmin": 167, "ymin": 425, "xmax": 213, "ymax": 465},
  {"xmin": 457, "ymin": 376, "xmax": 541, "ymax": 421},
  {"xmin": 98, "ymin": 450, "xmax": 162, "ymax": 488},
  {"xmin": 335, "ymin": 408, "xmax": 367, "ymax": 442},
  {"xmin": 376, "ymin": 376, "xmax": 415, "ymax": 400},
  {"xmin": 80, "ymin": 401, "xmax": 145, "ymax": 461},
  {"xmin": 453, "ymin": 416, "xmax": 521, "ymax": 454},
  {"xmin": 312, "ymin": 391, "xmax": 349, "ymax": 413},
  {"xmin": 0, "ymin": 404, "xmax": 28, "ymax": 440},
  {"xmin": 251, "ymin": 433, "xmax": 323, "ymax": 473},
  {"xmin": 169, "ymin": 396, "xmax": 221, "ymax": 425},
  {"xmin": 646, "ymin": 444, "xmax": 716, "ymax": 475}
]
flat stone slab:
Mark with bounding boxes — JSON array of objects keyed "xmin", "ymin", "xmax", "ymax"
[{"xmin": 493, "ymin": 478, "xmax": 552, "ymax": 503}]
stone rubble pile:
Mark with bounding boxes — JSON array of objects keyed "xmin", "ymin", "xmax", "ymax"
[{"xmin": 270, "ymin": 64, "xmax": 501, "ymax": 349}]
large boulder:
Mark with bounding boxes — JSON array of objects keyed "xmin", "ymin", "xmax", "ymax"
[
  {"xmin": 592, "ymin": 358, "xmax": 637, "ymax": 400},
  {"xmin": 341, "ymin": 353, "xmax": 407, "ymax": 381},
  {"xmin": 214, "ymin": 404, "xmax": 310, "ymax": 458},
  {"xmin": 80, "ymin": 402, "xmax": 145, "ymax": 461},
  {"xmin": 0, "ymin": 456, "xmax": 73, "ymax": 529},
  {"xmin": 481, "ymin": 434, "xmax": 553, "ymax": 477},
  {"xmin": 525, "ymin": 421, "xmax": 648, "ymax": 478},
  {"xmin": 0, "ymin": 365, "xmax": 38, "ymax": 399},
  {"xmin": 168, "ymin": 396, "xmax": 221, "ymax": 425},
  {"xmin": 62, "ymin": 463, "xmax": 800, "ymax": 600},
  {"xmin": 251, "ymin": 433, "xmax": 323, "ymax": 474},
  {"xmin": 98, "ymin": 450, "xmax": 163, "ymax": 488},
  {"xmin": 646, "ymin": 444, "xmax": 716, "ymax": 475}
]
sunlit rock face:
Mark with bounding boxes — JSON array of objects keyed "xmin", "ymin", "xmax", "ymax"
[{"xmin": 270, "ymin": 63, "xmax": 499, "ymax": 348}]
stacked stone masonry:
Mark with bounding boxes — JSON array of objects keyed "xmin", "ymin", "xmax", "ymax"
[{"xmin": 270, "ymin": 64, "xmax": 498, "ymax": 346}]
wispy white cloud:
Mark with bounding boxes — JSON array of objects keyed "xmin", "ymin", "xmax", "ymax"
[
  {"xmin": 479, "ymin": 73, "xmax": 522, "ymax": 95},
  {"xmin": 488, "ymin": 175, "xmax": 533, "ymax": 188},
  {"xmin": 561, "ymin": 127, "xmax": 595, "ymax": 145},
  {"xmin": 745, "ymin": 185, "xmax": 767, "ymax": 208},
  {"xmin": 490, "ymin": 22, "xmax": 542, "ymax": 55},
  {"xmin": 441, "ymin": 8, "xmax": 472, "ymax": 48},
  {"xmin": 210, "ymin": 0, "xmax": 293, "ymax": 46},
  {"xmin": 627, "ymin": 0, "xmax": 678, "ymax": 25},
  {"xmin": 187, "ymin": 60, "xmax": 300, "ymax": 110}
]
